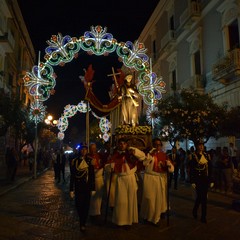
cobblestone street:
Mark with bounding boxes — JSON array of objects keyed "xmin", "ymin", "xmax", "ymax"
[{"xmin": 0, "ymin": 169, "xmax": 240, "ymax": 240}]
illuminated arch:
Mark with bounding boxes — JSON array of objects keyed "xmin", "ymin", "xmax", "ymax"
[{"xmin": 23, "ymin": 25, "xmax": 166, "ymax": 138}]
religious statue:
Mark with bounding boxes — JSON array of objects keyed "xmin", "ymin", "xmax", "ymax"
[{"xmin": 118, "ymin": 74, "xmax": 139, "ymax": 127}]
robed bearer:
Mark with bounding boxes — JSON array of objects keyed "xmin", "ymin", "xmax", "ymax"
[
  {"xmin": 106, "ymin": 137, "xmax": 146, "ymax": 227},
  {"xmin": 88, "ymin": 142, "xmax": 104, "ymax": 224},
  {"xmin": 141, "ymin": 138, "xmax": 174, "ymax": 225}
]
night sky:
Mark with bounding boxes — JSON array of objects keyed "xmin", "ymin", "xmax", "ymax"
[{"xmin": 17, "ymin": 0, "xmax": 160, "ymax": 143}]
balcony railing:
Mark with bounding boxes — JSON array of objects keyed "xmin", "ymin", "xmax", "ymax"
[
  {"xmin": 212, "ymin": 48, "xmax": 240, "ymax": 83},
  {"xmin": 180, "ymin": 1, "xmax": 201, "ymax": 27},
  {"xmin": 160, "ymin": 30, "xmax": 175, "ymax": 50}
]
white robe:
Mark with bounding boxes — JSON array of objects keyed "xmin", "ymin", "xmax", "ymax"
[
  {"xmin": 141, "ymin": 153, "xmax": 174, "ymax": 224},
  {"xmin": 104, "ymin": 165, "xmax": 117, "ymax": 208},
  {"xmin": 89, "ymin": 168, "xmax": 104, "ymax": 216},
  {"xmin": 112, "ymin": 165, "xmax": 138, "ymax": 226}
]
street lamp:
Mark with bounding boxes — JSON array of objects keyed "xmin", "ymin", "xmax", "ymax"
[{"xmin": 45, "ymin": 115, "xmax": 58, "ymax": 126}]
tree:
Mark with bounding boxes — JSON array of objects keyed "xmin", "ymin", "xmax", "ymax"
[
  {"xmin": 156, "ymin": 89, "xmax": 225, "ymax": 146},
  {"xmin": 222, "ymin": 106, "xmax": 240, "ymax": 138},
  {"xmin": 0, "ymin": 92, "xmax": 35, "ymax": 151}
]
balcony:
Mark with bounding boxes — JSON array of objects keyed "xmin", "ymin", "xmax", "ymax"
[
  {"xmin": 212, "ymin": 48, "xmax": 240, "ymax": 84},
  {"xmin": 0, "ymin": 30, "xmax": 15, "ymax": 52},
  {"xmin": 180, "ymin": 1, "xmax": 201, "ymax": 28},
  {"xmin": 160, "ymin": 30, "xmax": 175, "ymax": 51},
  {"xmin": 181, "ymin": 74, "xmax": 205, "ymax": 93}
]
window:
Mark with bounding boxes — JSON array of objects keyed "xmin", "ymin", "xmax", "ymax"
[
  {"xmin": 171, "ymin": 69, "xmax": 177, "ymax": 91},
  {"xmin": 8, "ymin": 74, "xmax": 13, "ymax": 86},
  {"xmin": 152, "ymin": 40, "xmax": 156, "ymax": 60},
  {"xmin": 170, "ymin": 15, "xmax": 174, "ymax": 31},
  {"xmin": 194, "ymin": 50, "xmax": 201, "ymax": 75},
  {"xmin": 228, "ymin": 19, "xmax": 239, "ymax": 50}
]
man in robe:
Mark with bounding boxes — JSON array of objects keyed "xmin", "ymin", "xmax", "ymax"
[
  {"xmin": 106, "ymin": 137, "xmax": 145, "ymax": 227},
  {"xmin": 141, "ymin": 138, "xmax": 174, "ymax": 225},
  {"xmin": 88, "ymin": 142, "xmax": 104, "ymax": 225}
]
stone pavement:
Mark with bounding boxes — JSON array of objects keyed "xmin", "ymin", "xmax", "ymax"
[
  {"xmin": 0, "ymin": 168, "xmax": 240, "ymax": 240},
  {"xmin": 0, "ymin": 164, "xmax": 48, "ymax": 197}
]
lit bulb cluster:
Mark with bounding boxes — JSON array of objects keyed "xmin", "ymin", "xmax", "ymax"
[
  {"xmin": 146, "ymin": 105, "xmax": 161, "ymax": 125},
  {"xmin": 29, "ymin": 100, "xmax": 46, "ymax": 124}
]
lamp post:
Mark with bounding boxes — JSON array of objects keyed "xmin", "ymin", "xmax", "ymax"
[{"xmin": 44, "ymin": 115, "xmax": 58, "ymax": 150}]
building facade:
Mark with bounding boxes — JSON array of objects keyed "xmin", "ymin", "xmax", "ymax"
[
  {"xmin": 139, "ymin": 0, "xmax": 240, "ymax": 150},
  {"xmin": 0, "ymin": 0, "xmax": 35, "ymax": 168}
]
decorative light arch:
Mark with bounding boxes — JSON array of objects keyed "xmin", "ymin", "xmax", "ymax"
[
  {"xmin": 23, "ymin": 25, "xmax": 166, "ymax": 139},
  {"xmin": 57, "ymin": 101, "xmax": 111, "ymax": 142}
]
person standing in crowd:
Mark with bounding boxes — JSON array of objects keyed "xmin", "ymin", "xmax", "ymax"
[
  {"xmin": 211, "ymin": 147, "xmax": 222, "ymax": 192},
  {"xmin": 141, "ymin": 138, "xmax": 174, "ymax": 226},
  {"xmin": 5, "ymin": 147, "xmax": 18, "ymax": 182},
  {"xmin": 219, "ymin": 146, "xmax": 233, "ymax": 194},
  {"xmin": 190, "ymin": 141, "xmax": 214, "ymax": 223},
  {"xmin": 56, "ymin": 149, "xmax": 66, "ymax": 183},
  {"xmin": 229, "ymin": 143, "xmax": 238, "ymax": 169},
  {"xmin": 70, "ymin": 144, "xmax": 95, "ymax": 232},
  {"xmin": 88, "ymin": 142, "xmax": 104, "ymax": 225},
  {"xmin": 107, "ymin": 137, "xmax": 145, "ymax": 228},
  {"xmin": 178, "ymin": 148, "xmax": 186, "ymax": 181},
  {"xmin": 28, "ymin": 151, "xmax": 34, "ymax": 172},
  {"xmin": 52, "ymin": 149, "xmax": 58, "ymax": 180},
  {"xmin": 168, "ymin": 146, "xmax": 180, "ymax": 190}
]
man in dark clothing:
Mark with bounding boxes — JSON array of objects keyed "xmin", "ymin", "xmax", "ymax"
[
  {"xmin": 56, "ymin": 149, "xmax": 66, "ymax": 183},
  {"xmin": 190, "ymin": 141, "xmax": 214, "ymax": 223},
  {"xmin": 168, "ymin": 146, "xmax": 180, "ymax": 190},
  {"xmin": 70, "ymin": 144, "xmax": 95, "ymax": 232}
]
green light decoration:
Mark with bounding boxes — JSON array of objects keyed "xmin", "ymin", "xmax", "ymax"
[
  {"xmin": 23, "ymin": 63, "xmax": 56, "ymax": 101},
  {"xmin": 79, "ymin": 25, "xmax": 117, "ymax": 56},
  {"xmin": 138, "ymin": 71, "xmax": 166, "ymax": 105},
  {"xmin": 29, "ymin": 100, "xmax": 46, "ymax": 124},
  {"xmin": 44, "ymin": 33, "xmax": 80, "ymax": 66},
  {"xmin": 99, "ymin": 117, "xmax": 111, "ymax": 142},
  {"xmin": 116, "ymin": 40, "xmax": 149, "ymax": 70}
]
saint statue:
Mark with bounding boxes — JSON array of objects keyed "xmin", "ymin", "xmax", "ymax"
[{"xmin": 118, "ymin": 74, "xmax": 139, "ymax": 127}]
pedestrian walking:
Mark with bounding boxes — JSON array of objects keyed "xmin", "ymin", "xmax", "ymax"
[
  {"xmin": 190, "ymin": 141, "xmax": 214, "ymax": 223},
  {"xmin": 69, "ymin": 144, "xmax": 95, "ymax": 232}
]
